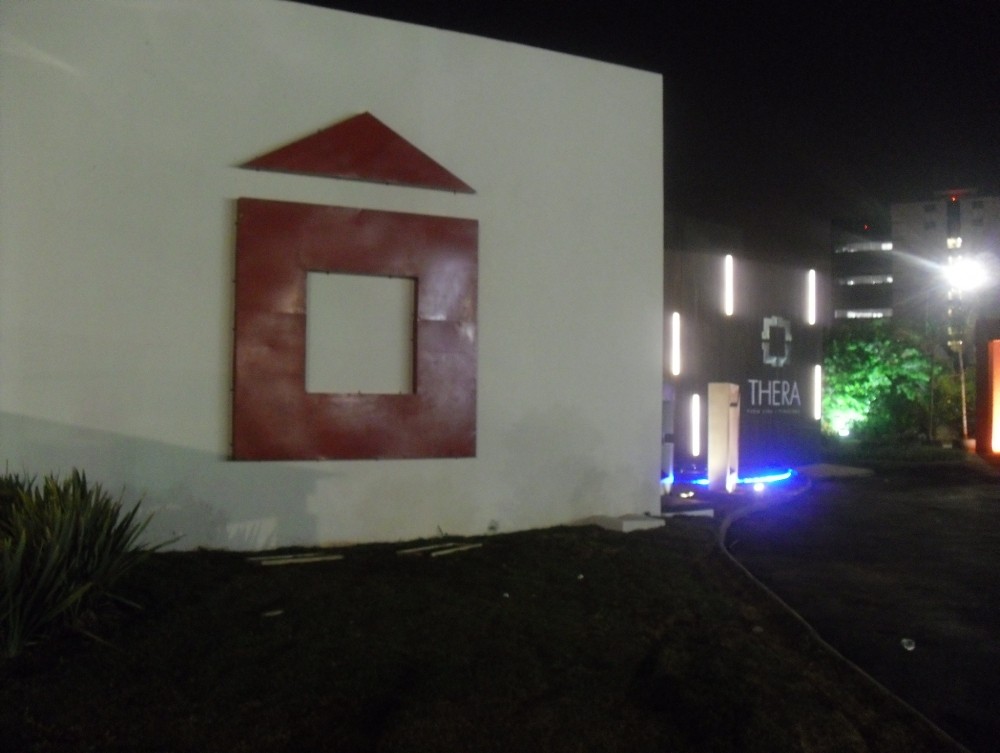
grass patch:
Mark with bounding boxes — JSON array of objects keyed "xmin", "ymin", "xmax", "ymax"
[
  {"xmin": 818, "ymin": 440, "xmax": 995, "ymax": 477},
  {"xmin": 0, "ymin": 470, "xmax": 161, "ymax": 659},
  {"xmin": 0, "ymin": 519, "xmax": 963, "ymax": 752}
]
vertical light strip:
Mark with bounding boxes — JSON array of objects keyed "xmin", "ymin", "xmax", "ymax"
[
  {"xmin": 690, "ymin": 394, "xmax": 701, "ymax": 457},
  {"xmin": 670, "ymin": 312, "xmax": 681, "ymax": 376},
  {"xmin": 990, "ymin": 340, "xmax": 1000, "ymax": 453},
  {"xmin": 813, "ymin": 364, "xmax": 822, "ymax": 421},
  {"xmin": 723, "ymin": 255, "xmax": 734, "ymax": 316},
  {"xmin": 806, "ymin": 269, "xmax": 816, "ymax": 325}
]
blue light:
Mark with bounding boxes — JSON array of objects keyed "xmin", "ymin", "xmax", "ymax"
[
  {"xmin": 739, "ymin": 469, "xmax": 794, "ymax": 485},
  {"xmin": 673, "ymin": 467, "xmax": 797, "ymax": 490}
]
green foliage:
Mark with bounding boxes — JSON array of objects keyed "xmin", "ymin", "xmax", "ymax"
[
  {"xmin": 0, "ymin": 469, "xmax": 159, "ymax": 659},
  {"xmin": 822, "ymin": 321, "xmax": 940, "ymax": 439}
]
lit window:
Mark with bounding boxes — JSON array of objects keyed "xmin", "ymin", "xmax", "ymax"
[
  {"xmin": 835, "ymin": 309, "xmax": 892, "ymax": 319},
  {"xmin": 670, "ymin": 312, "xmax": 681, "ymax": 376},
  {"xmin": 837, "ymin": 275, "xmax": 893, "ymax": 286},
  {"xmin": 690, "ymin": 394, "xmax": 701, "ymax": 457},
  {"xmin": 723, "ymin": 255, "xmax": 734, "ymax": 316}
]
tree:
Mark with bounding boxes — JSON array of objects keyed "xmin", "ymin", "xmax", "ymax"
[{"xmin": 822, "ymin": 321, "xmax": 944, "ymax": 440}]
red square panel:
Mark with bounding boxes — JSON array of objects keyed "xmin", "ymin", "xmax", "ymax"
[{"xmin": 233, "ymin": 198, "xmax": 477, "ymax": 460}]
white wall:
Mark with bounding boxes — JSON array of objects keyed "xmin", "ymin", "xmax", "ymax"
[{"xmin": 0, "ymin": 0, "xmax": 663, "ymax": 548}]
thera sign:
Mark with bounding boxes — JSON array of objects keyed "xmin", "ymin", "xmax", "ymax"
[{"xmin": 747, "ymin": 378, "xmax": 801, "ymax": 407}]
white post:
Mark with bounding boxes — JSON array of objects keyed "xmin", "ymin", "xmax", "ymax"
[
  {"xmin": 707, "ymin": 382, "xmax": 740, "ymax": 492},
  {"xmin": 660, "ymin": 386, "xmax": 675, "ymax": 497}
]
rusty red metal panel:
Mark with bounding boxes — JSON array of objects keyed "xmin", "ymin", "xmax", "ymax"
[
  {"xmin": 232, "ymin": 197, "xmax": 477, "ymax": 460},
  {"xmin": 241, "ymin": 112, "xmax": 475, "ymax": 194}
]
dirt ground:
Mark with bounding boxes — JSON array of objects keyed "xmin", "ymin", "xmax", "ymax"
[{"xmin": 726, "ymin": 461, "xmax": 1000, "ymax": 753}]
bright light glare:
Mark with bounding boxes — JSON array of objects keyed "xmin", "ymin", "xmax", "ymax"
[
  {"xmin": 670, "ymin": 312, "xmax": 681, "ymax": 376},
  {"xmin": 690, "ymin": 394, "xmax": 701, "ymax": 457},
  {"xmin": 723, "ymin": 255, "xmax": 734, "ymax": 316},
  {"xmin": 806, "ymin": 269, "xmax": 816, "ymax": 325},
  {"xmin": 945, "ymin": 256, "xmax": 987, "ymax": 292},
  {"xmin": 832, "ymin": 413, "xmax": 854, "ymax": 436},
  {"xmin": 813, "ymin": 364, "xmax": 822, "ymax": 420}
]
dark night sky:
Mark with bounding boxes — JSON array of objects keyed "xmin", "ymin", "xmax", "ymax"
[{"xmin": 294, "ymin": 0, "xmax": 1000, "ymax": 262}]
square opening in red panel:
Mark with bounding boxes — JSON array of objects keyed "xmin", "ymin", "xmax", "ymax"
[
  {"xmin": 305, "ymin": 272, "xmax": 416, "ymax": 395},
  {"xmin": 232, "ymin": 198, "xmax": 477, "ymax": 460}
]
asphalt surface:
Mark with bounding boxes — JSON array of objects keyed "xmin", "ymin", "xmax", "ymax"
[{"xmin": 725, "ymin": 461, "xmax": 1000, "ymax": 753}]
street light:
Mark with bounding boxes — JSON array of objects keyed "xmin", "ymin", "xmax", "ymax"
[
  {"xmin": 945, "ymin": 253, "xmax": 989, "ymax": 443},
  {"xmin": 944, "ymin": 255, "xmax": 986, "ymax": 294}
]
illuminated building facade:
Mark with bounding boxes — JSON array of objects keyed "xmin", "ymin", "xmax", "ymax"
[{"xmin": 664, "ymin": 234, "xmax": 827, "ymax": 477}]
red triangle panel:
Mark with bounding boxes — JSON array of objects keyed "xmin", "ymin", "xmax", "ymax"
[{"xmin": 241, "ymin": 112, "xmax": 474, "ymax": 194}]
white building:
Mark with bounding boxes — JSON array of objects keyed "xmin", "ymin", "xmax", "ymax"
[{"xmin": 0, "ymin": 1, "xmax": 663, "ymax": 548}]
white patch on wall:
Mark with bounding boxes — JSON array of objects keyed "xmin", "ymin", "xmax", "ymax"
[{"xmin": 305, "ymin": 273, "xmax": 415, "ymax": 394}]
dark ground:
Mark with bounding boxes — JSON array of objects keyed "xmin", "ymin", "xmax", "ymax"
[
  {"xmin": 726, "ymin": 459, "xmax": 1000, "ymax": 753},
  {"xmin": 0, "ymin": 510, "xmax": 968, "ymax": 753}
]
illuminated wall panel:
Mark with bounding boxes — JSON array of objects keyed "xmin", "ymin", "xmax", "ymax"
[
  {"xmin": 806, "ymin": 269, "xmax": 817, "ymax": 325},
  {"xmin": 813, "ymin": 364, "xmax": 822, "ymax": 421},
  {"xmin": 690, "ymin": 394, "xmax": 701, "ymax": 457},
  {"xmin": 723, "ymin": 254, "xmax": 734, "ymax": 316},
  {"xmin": 991, "ymin": 340, "xmax": 1000, "ymax": 453},
  {"xmin": 670, "ymin": 312, "xmax": 681, "ymax": 376}
]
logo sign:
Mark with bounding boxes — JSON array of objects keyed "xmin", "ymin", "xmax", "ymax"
[
  {"xmin": 747, "ymin": 378, "xmax": 801, "ymax": 409},
  {"xmin": 761, "ymin": 315, "xmax": 792, "ymax": 367},
  {"xmin": 747, "ymin": 315, "xmax": 800, "ymax": 415},
  {"xmin": 232, "ymin": 113, "xmax": 478, "ymax": 460}
]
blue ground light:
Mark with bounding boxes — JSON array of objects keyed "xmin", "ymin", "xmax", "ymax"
[{"xmin": 665, "ymin": 467, "xmax": 804, "ymax": 497}]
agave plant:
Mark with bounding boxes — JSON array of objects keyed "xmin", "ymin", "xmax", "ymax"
[{"xmin": 0, "ymin": 469, "xmax": 160, "ymax": 658}]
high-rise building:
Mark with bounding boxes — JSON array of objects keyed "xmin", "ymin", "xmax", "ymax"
[
  {"xmin": 890, "ymin": 190, "xmax": 1000, "ymax": 328},
  {"xmin": 831, "ymin": 191, "xmax": 1000, "ymax": 330},
  {"xmin": 830, "ymin": 218, "xmax": 894, "ymax": 320}
]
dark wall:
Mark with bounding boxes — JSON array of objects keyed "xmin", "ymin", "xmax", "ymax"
[{"xmin": 666, "ymin": 249, "xmax": 824, "ymax": 471}]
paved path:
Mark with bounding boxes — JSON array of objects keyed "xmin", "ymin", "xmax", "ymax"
[{"xmin": 726, "ymin": 463, "xmax": 1000, "ymax": 753}]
